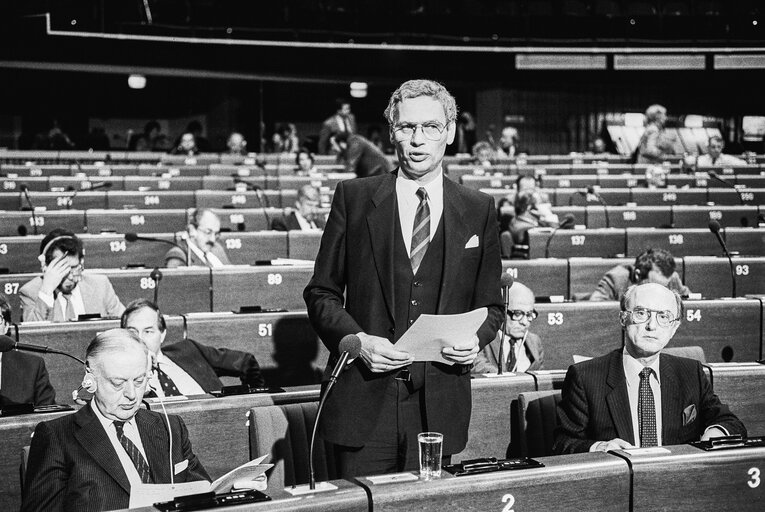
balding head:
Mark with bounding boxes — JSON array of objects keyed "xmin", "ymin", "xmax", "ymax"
[{"xmin": 505, "ymin": 281, "xmax": 537, "ymax": 339}]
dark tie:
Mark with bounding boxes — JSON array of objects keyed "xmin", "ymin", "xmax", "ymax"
[
  {"xmin": 63, "ymin": 294, "xmax": 76, "ymax": 322},
  {"xmin": 156, "ymin": 365, "xmax": 181, "ymax": 397},
  {"xmin": 638, "ymin": 368, "xmax": 658, "ymax": 447},
  {"xmin": 113, "ymin": 421, "xmax": 153, "ymax": 484},
  {"xmin": 410, "ymin": 188, "xmax": 430, "ymax": 275},
  {"xmin": 506, "ymin": 339, "xmax": 518, "ymax": 372}
]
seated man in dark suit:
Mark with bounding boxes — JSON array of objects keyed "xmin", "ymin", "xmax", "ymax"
[
  {"xmin": 270, "ymin": 185, "xmax": 325, "ymax": 231},
  {"xmin": 19, "ymin": 229, "xmax": 125, "ymax": 322},
  {"xmin": 165, "ymin": 208, "xmax": 232, "ymax": 268},
  {"xmin": 590, "ymin": 247, "xmax": 690, "ymax": 302},
  {"xmin": 121, "ymin": 299, "xmax": 265, "ymax": 396},
  {"xmin": 554, "ymin": 283, "xmax": 745, "ymax": 454},
  {"xmin": 472, "ymin": 281, "xmax": 544, "ymax": 374},
  {"xmin": 0, "ymin": 295, "xmax": 56, "ymax": 407},
  {"xmin": 22, "ymin": 328, "xmax": 210, "ymax": 512}
]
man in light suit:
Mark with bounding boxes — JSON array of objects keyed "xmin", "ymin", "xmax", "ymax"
[
  {"xmin": 304, "ymin": 79, "xmax": 503, "ymax": 477},
  {"xmin": 553, "ymin": 283, "xmax": 745, "ymax": 454},
  {"xmin": 19, "ymin": 229, "xmax": 125, "ymax": 322},
  {"xmin": 270, "ymin": 185, "xmax": 326, "ymax": 232},
  {"xmin": 0, "ymin": 295, "xmax": 56, "ymax": 407},
  {"xmin": 472, "ymin": 282, "xmax": 544, "ymax": 374},
  {"xmin": 165, "ymin": 209, "xmax": 232, "ymax": 268},
  {"xmin": 22, "ymin": 328, "xmax": 210, "ymax": 512},
  {"xmin": 121, "ymin": 298, "xmax": 265, "ymax": 395}
]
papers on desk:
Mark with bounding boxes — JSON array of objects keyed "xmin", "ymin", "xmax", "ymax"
[
  {"xmin": 128, "ymin": 455, "xmax": 272, "ymax": 508},
  {"xmin": 394, "ymin": 308, "xmax": 487, "ymax": 365}
]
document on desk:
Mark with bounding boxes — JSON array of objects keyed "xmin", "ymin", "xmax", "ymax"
[{"xmin": 394, "ymin": 308, "xmax": 487, "ymax": 365}]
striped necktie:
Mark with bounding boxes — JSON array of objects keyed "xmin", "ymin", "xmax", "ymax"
[
  {"xmin": 410, "ymin": 187, "xmax": 430, "ymax": 275},
  {"xmin": 113, "ymin": 421, "xmax": 153, "ymax": 483},
  {"xmin": 638, "ymin": 367, "xmax": 658, "ymax": 447}
]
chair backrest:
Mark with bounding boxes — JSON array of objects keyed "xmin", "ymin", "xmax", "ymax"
[
  {"xmin": 248, "ymin": 402, "xmax": 335, "ymax": 487},
  {"xmin": 663, "ymin": 345, "xmax": 706, "ymax": 363},
  {"xmin": 510, "ymin": 390, "xmax": 562, "ymax": 458}
]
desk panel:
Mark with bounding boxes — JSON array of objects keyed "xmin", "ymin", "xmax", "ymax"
[
  {"xmin": 183, "ymin": 311, "xmax": 326, "ymax": 387},
  {"xmin": 0, "ymin": 177, "xmax": 49, "ymax": 192},
  {"xmin": 106, "ymin": 191, "xmax": 196, "ymax": 210},
  {"xmin": 123, "ymin": 176, "xmax": 203, "ymax": 191},
  {"xmin": 672, "ymin": 205, "xmax": 759, "ymax": 229},
  {"xmin": 81, "ymin": 233, "xmax": 176, "ymax": 269},
  {"xmin": 201, "ymin": 175, "xmax": 267, "ymax": 190},
  {"xmin": 630, "ymin": 188, "xmax": 708, "ymax": 206},
  {"xmin": 288, "ymin": 231, "xmax": 322, "ymax": 260},
  {"xmin": 218, "ymin": 232, "xmax": 289, "ymax": 263},
  {"xmin": 0, "ymin": 210, "xmax": 86, "ymax": 236},
  {"xmin": 501, "ymin": 259, "xmax": 568, "ymax": 298},
  {"xmin": 708, "ymin": 187, "xmax": 765, "ymax": 206},
  {"xmin": 683, "ymin": 256, "xmax": 765, "ymax": 298},
  {"xmin": 587, "ymin": 206, "xmax": 672, "ymax": 229},
  {"xmin": 357, "ymin": 452, "xmax": 629, "ymax": 512},
  {"xmin": 725, "ymin": 228, "xmax": 765, "ymax": 257},
  {"xmin": 25, "ymin": 191, "xmax": 107, "ymax": 210},
  {"xmin": 0, "ymin": 235, "xmax": 44, "ymax": 273},
  {"xmin": 539, "ymin": 175, "xmax": 599, "ymax": 189},
  {"xmin": 103, "ymin": 267, "xmax": 212, "ymax": 315},
  {"xmin": 626, "ymin": 228, "xmax": 720, "ymax": 257},
  {"xmin": 209, "ymin": 207, "xmax": 283, "ymax": 232},
  {"xmin": 532, "ymin": 302, "xmax": 623, "ymax": 370},
  {"xmin": 529, "ymin": 228, "xmax": 625, "ymax": 259},
  {"xmin": 196, "ymin": 190, "xmax": 281, "ymax": 209},
  {"xmin": 671, "ymin": 299, "xmax": 761, "ymax": 362},
  {"xmin": 707, "ymin": 363, "xmax": 765, "ymax": 436},
  {"xmin": 568, "ymin": 257, "xmax": 633, "ymax": 299},
  {"xmin": 211, "ymin": 266, "xmax": 313, "ymax": 312},
  {"xmin": 48, "ymin": 176, "xmax": 123, "ymax": 191},
  {"xmin": 0, "ymin": 272, "xmax": 38, "ymax": 322},
  {"xmin": 86, "ymin": 209, "xmax": 188, "ymax": 234},
  {"xmin": 621, "ymin": 444, "xmax": 765, "ymax": 512}
]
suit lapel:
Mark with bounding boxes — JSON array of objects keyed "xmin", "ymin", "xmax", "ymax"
[
  {"xmin": 605, "ymin": 350, "xmax": 635, "ymax": 444},
  {"xmin": 74, "ymin": 405, "xmax": 131, "ymax": 494},
  {"xmin": 659, "ymin": 356, "xmax": 685, "ymax": 444},
  {"xmin": 438, "ymin": 178, "xmax": 469, "ymax": 312},
  {"xmin": 366, "ymin": 173, "xmax": 398, "ymax": 322},
  {"xmin": 137, "ymin": 409, "xmax": 172, "ymax": 483}
]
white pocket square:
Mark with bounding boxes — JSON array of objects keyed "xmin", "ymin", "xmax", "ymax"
[
  {"xmin": 174, "ymin": 459, "xmax": 189, "ymax": 475},
  {"xmin": 465, "ymin": 235, "xmax": 479, "ymax": 249}
]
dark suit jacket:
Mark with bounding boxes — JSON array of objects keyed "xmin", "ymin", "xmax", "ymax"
[
  {"xmin": 553, "ymin": 349, "xmax": 746, "ymax": 454},
  {"xmin": 318, "ymin": 113, "xmax": 357, "ymax": 154},
  {"xmin": 304, "ymin": 171, "xmax": 504, "ymax": 453},
  {"xmin": 19, "ymin": 273, "xmax": 125, "ymax": 322},
  {"xmin": 22, "ymin": 406, "xmax": 210, "ymax": 512},
  {"xmin": 163, "ymin": 338, "xmax": 265, "ymax": 391},
  {"xmin": 589, "ymin": 264, "xmax": 690, "ymax": 302},
  {"xmin": 339, "ymin": 134, "xmax": 393, "ymax": 178},
  {"xmin": 270, "ymin": 211, "xmax": 326, "ymax": 232},
  {"xmin": 0, "ymin": 351, "xmax": 56, "ymax": 407},
  {"xmin": 471, "ymin": 331, "xmax": 544, "ymax": 374}
]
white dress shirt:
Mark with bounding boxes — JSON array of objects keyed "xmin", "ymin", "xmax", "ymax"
[
  {"xmin": 91, "ymin": 400, "xmax": 149, "ymax": 488},
  {"xmin": 696, "ymin": 153, "xmax": 746, "ymax": 167},
  {"xmin": 187, "ymin": 241, "xmax": 224, "ymax": 268},
  {"xmin": 294, "ymin": 211, "xmax": 319, "ymax": 231},
  {"xmin": 38, "ymin": 285, "xmax": 86, "ymax": 319},
  {"xmin": 396, "ymin": 168, "xmax": 444, "ymax": 255},
  {"xmin": 149, "ymin": 351, "xmax": 205, "ymax": 397}
]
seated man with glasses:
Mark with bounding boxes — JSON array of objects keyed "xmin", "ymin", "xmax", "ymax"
[
  {"xmin": 554, "ymin": 282, "xmax": 745, "ymax": 454},
  {"xmin": 472, "ymin": 281, "xmax": 544, "ymax": 373},
  {"xmin": 20, "ymin": 228, "xmax": 125, "ymax": 322},
  {"xmin": 165, "ymin": 208, "xmax": 231, "ymax": 268}
]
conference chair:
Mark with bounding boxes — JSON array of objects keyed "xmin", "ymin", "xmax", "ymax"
[
  {"xmin": 510, "ymin": 389, "xmax": 562, "ymax": 458},
  {"xmin": 248, "ymin": 402, "xmax": 336, "ymax": 488},
  {"xmin": 663, "ymin": 345, "xmax": 706, "ymax": 363}
]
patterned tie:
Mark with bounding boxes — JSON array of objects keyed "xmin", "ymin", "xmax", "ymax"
[
  {"xmin": 506, "ymin": 339, "xmax": 518, "ymax": 372},
  {"xmin": 113, "ymin": 421, "xmax": 153, "ymax": 483},
  {"xmin": 638, "ymin": 368, "xmax": 658, "ymax": 447},
  {"xmin": 63, "ymin": 294, "xmax": 76, "ymax": 322},
  {"xmin": 156, "ymin": 364, "xmax": 181, "ymax": 396},
  {"xmin": 410, "ymin": 188, "xmax": 430, "ymax": 275}
]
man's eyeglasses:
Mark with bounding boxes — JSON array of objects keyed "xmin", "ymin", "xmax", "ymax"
[
  {"xmin": 622, "ymin": 308, "xmax": 678, "ymax": 328},
  {"xmin": 66, "ymin": 264, "xmax": 84, "ymax": 278},
  {"xmin": 393, "ymin": 122, "xmax": 446, "ymax": 141},
  {"xmin": 507, "ymin": 309, "xmax": 538, "ymax": 322},
  {"xmin": 197, "ymin": 227, "xmax": 220, "ymax": 237}
]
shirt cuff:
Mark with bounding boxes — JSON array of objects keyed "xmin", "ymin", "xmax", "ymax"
[
  {"xmin": 588, "ymin": 442, "xmax": 602, "ymax": 452},
  {"xmin": 704, "ymin": 425, "xmax": 730, "ymax": 437},
  {"xmin": 37, "ymin": 290, "xmax": 55, "ymax": 308}
]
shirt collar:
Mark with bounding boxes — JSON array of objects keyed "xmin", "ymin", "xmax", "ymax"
[
  {"xmin": 90, "ymin": 398, "xmax": 139, "ymax": 431},
  {"xmin": 396, "ymin": 167, "xmax": 444, "ymax": 199},
  {"xmin": 622, "ymin": 347, "xmax": 661, "ymax": 384}
]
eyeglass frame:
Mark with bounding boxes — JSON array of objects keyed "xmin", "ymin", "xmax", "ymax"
[
  {"xmin": 65, "ymin": 263, "xmax": 85, "ymax": 279},
  {"xmin": 620, "ymin": 307, "xmax": 679, "ymax": 328},
  {"xmin": 507, "ymin": 309, "xmax": 538, "ymax": 322},
  {"xmin": 392, "ymin": 122, "xmax": 448, "ymax": 141}
]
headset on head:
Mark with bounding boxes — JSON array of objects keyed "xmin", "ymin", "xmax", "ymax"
[
  {"xmin": 75, "ymin": 346, "xmax": 154, "ymax": 398},
  {"xmin": 38, "ymin": 235, "xmax": 79, "ymax": 268}
]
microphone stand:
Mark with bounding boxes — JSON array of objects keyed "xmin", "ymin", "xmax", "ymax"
[
  {"xmin": 497, "ymin": 285, "xmax": 511, "ymax": 375},
  {"xmin": 708, "ymin": 172, "xmax": 745, "ymax": 206},
  {"xmin": 150, "ymin": 267, "xmax": 162, "ymax": 305},
  {"xmin": 20, "ymin": 185, "xmax": 38, "ymax": 235}
]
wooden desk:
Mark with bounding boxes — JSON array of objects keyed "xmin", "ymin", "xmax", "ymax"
[
  {"xmin": 85, "ymin": 208, "xmax": 188, "ymax": 234},
  {"xmin": 529, "ymin": 228, "xmax": 626, "ymax": 259},
  {"xmin": 106, "ymin": 191, "xmax": 197, "ymax": 210},
  {"xmin": 0, "ymin": 210, "xmax": 86, "ymax": 236},
  {"xmin": 209, "ymin": 207, "xmax": 283, "ymax": 232},
  {"xmin": 218, "ymin": 232, "xmax": 289, "ymax": 263},
  {"xmin": 356, "ymin": 452, "xmax": 630, "ymax": 512},
  {"xmin": 672, "ymin": 205, "xmax": 760, "ymax": 229},
  {"xmin": 615, "ymin": 444, "xmax": 765, "ymax": 511},
  {"xmin": 27, "ymin": 190, "xmax": 108, "ymax": 210},
  {"xmin": 288, "ymin": 231, "xmax": 323, "ymax": 260},
  {"xmin": 81, "ymin": 232, "xmax": 176, "ymax": 269},
  {"xmin": 0, "ymin": 235, "xmax": 44, "ymax": 274},
  {"xmin": 725, "ymin": 228, "xmax": 765, "ymax": 257},
  {"xmin": 211, "ymin": 266, "xmax": 313, "ymax": 312},
  {"xmin": 103, "ymin": 267, "xmax": 212, "ymax": 315},
  {"xmin": 707, "ymin": 363, "xmax": 765, "ymax": 436},
  {"xmin": 625, "ymin": 227, "xmax": 721, "ymax": 257},
  {"xmin": 683, "ymin": 256, "xmax": 765, "ymax": 298},
  {"xmin": 567, "ymin": 257, "xmax": 633, "ymax": 299},
  {"xmin": 501, "ymin": 259, "xmax": 568, "ymax": 299},
  {"xmin": 587, "ymin": 206, "xmax": 672, "ymax": 229}
]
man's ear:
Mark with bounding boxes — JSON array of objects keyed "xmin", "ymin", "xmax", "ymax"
[
  {"xmin": 446, "ymin": 121, "xmax": 457, "ymax": 145},
  {"xmin": 159, "ymin": 329, "xmax": 167, "ymax": 346}
]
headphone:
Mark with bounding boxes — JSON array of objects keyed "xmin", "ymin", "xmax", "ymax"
[{"xmin": 38, "ymin": 235, "xmax": 79, "ymax": 268}]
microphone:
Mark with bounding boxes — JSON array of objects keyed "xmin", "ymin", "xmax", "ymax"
[
  {"xmin": 544, "ymin": 213, "xmax": 576, "ymax": 259},
  {"xmin": 309, "ymin": 334, "xmax": 361, "ymax": 490},
  {"xmin": 64, "ymin": 181, "xmax": 113, "ymax": 210},
  {"xmin": 150, "ymin": 267, "xmax": 162, "ymax": 305},
  {"xmin": 707, "ymin": 171, "xmax": 745, "ymax": 206},
  {"xmin": 124, "ymin": 233, "xmax": 188, "ymax": 265},
  {"xmin": 234, "ymin": 177, "xmax": 272, "ymax": 229},
  {"xmin": 497, "ymin": 272, "xmax": 515, "ymax": 376},
  {"xmin": 20, "ymin": 184, "xmax": 39, "ymax": 235},
  {"xmin": 581, "ymin": 186, "xmax": 610, "ymax": 228},
  {"xmin": 708, "ymin": 220, "xmax": 736, "ymax": 298},
  {"xmin": 0, "ymin": 334, "xmax": 85, "ymax": 365}
]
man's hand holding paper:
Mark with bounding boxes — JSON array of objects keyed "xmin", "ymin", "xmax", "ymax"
[
  {"xmin": 358, "ymin": 332, "xmax": 414, "ymax": 372},
  {"xmin": 394, "ymin": 308, "xmax": 487, "ymax": 365},
  {"xmin": 442, "ymin": 334, "xmax": 480, "ymax": 365}
]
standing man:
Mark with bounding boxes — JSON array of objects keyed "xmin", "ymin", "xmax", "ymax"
[
  {"xmin": 333, "ymin": 131, "xmax": 393, "ymax": 178},
  {"xmin": 165, "ymin": 209, "xmax": 231, "ymax": 268},
  {"xmin": 553, "ymin": 283, "xmax": 745, "ymax": 454},
  {"xmin": 318, "ymin": 98, "xmax": 357, "ymax": 154},
  {"xmin": 22, "ymin": 329, "xmax": 209, "ymax": 512},
  {"xmin": 304, "ymin": 79, "xmax": 503, "ymax": 477}
]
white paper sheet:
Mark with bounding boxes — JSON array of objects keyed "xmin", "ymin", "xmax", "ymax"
[{"xmin": 394, "ymin": 308, "xmax": 487, "ymax": 364}]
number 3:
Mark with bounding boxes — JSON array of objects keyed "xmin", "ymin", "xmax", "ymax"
[
  {"xmin": 748, "ymin": 467, "xmax": 760, "ymax": 488},
  {"xmin": 501, "ymin": 493, "xmax": 515, "ymax": 512}
]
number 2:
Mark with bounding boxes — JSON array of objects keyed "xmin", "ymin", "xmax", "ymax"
[{"xmin": 501, "ymin": 493, "xmax": 515, "ymax": 512}]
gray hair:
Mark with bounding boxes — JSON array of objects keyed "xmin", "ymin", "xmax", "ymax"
[
  {"xmin": 621, "ymin": 283, "xmax": 684, "ymax": 320},
  {"xmin": 645, "ymin": 104, "xmax": 667, "ymax": 125},
  {"xmin": 383, "ymin": 79, "xmax": 458, "ymax": 126},
  {"xmin": 86, "ymin": 328, "xmax": 148, "ymax": 370}
]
